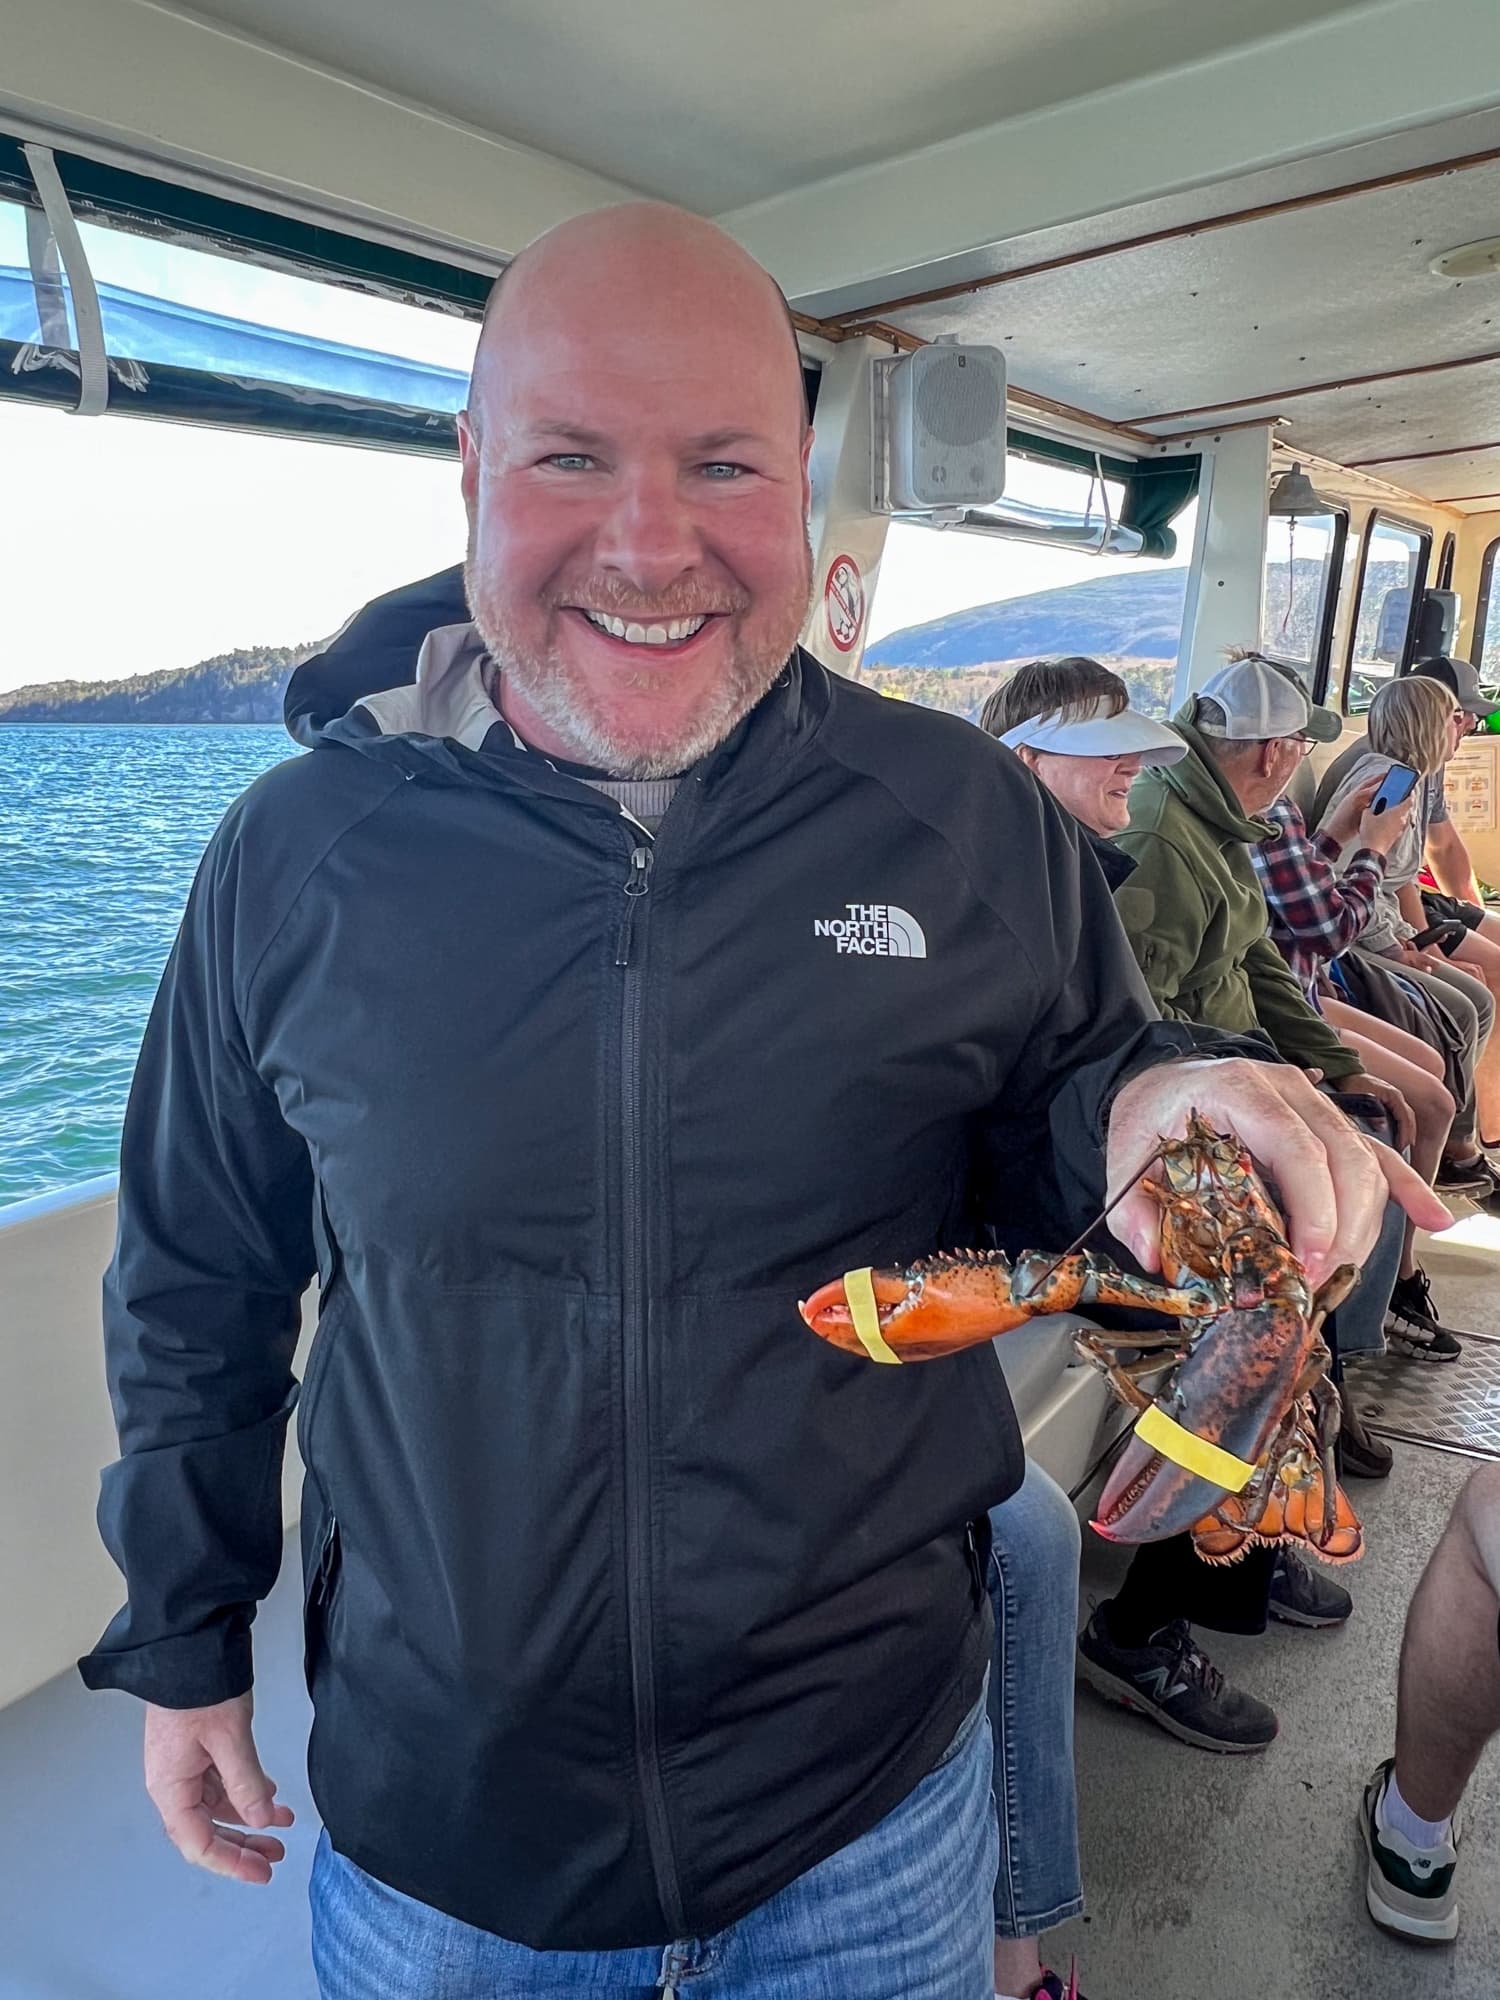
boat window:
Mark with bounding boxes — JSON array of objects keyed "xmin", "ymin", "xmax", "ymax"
[
  {"xmin": 1261, "ymin": 510, "xmax": 1346, "ymax": 696},
  {"xmin": 1341, "ymin": 514, "xmax": 1431, "ymax": 714},
  {"xmin": 0, "ymin": 398, "xmax": 467, "ymax": 1207},
  {"xmin": 0, "ymin": 142, "xmax": 480, "ymax": 449},
  {"xmin": 865, "ymin": 455, "xmax": 1196, "ymax": 720},
  {"xmin": 1471, "ymin": 535, "xmax": 1500, "ymax": 686}
]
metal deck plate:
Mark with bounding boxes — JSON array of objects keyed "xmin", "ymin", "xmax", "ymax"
[{"xmin": 1345, "ymin": 1331, "xmax": 1500, "ymax": 1462}]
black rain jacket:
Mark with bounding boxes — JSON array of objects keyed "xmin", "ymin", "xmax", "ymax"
[{"xmin": 82, "ymin": 630, "xmax": 1208, "ymax": 1947}]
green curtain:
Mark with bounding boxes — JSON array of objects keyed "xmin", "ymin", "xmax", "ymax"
[
  {"xmin": 1119, "ymin": 454, "xmax": 1201, "ymax": 559},
  {"xmin": 1007, "ymin": 426, "xmax": 1200, "ymax": 559}
]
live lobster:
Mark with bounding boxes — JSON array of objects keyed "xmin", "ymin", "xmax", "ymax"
[{"xmin": 798, "ymin": 1112, "xmax": 1362, "ymax": 1566}]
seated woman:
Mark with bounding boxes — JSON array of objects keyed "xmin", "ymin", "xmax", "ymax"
[{"xmin": 1315, "ymin": 677, "xmax": 1500, "ymax": 1174}]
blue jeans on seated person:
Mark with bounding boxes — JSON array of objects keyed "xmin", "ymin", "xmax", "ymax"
[
  {"xmin": 309, "ymin": 1684, "xmax": 996, "ymax": 2000},
  {"xmin": 1326, "ymin": 1194, "xmax": 1404, "ymax": 1357},
  {"xmin": 986, "ymin": 1460, "xmax": 1084, "ymax": 1940}
]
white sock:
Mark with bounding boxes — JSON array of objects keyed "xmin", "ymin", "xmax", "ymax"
[{"xmin": 1378, "ymin": 1768, "xmax": 1453, "ymax": 1848}]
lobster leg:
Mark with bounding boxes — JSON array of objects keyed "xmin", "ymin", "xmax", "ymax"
[{"xmin": 1075, "ymin": 1333, "xmax": 1192, "ymax": 1413}]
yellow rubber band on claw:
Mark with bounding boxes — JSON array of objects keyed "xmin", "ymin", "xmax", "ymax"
[
  {"xmin": 844, "ymin": 1268, "xmax": 902, "ymax": 1365},
  {"xmin": 1134, "ymin": 1402, "xmax": 1257, "ymax": 1493}
]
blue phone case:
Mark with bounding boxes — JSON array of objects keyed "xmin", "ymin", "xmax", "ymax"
[{"xmin": 1371, "ymin": 764, "xmax": 1419, "ymax": 814}]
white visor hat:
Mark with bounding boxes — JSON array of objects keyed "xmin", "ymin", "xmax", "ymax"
[{"xmin": 998, "ymin": 699, "xmax": 1187, "ymax": 765}]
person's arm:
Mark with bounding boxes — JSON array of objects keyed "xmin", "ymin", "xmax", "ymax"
[
  {"xmin": 1396, "ymin": 879, "xmax": 1432, "ymax": 935},
  {"xmin": 1254, "ymin": 799, "xmax": 1384, "ymax": 961},
  {"xmin": 1426, "ymin": 816, "xmax": 1484, "ymax": 904},
  {"xmin": 80, "ymin": 826, "xmax": 318, "ymax": 1708}
]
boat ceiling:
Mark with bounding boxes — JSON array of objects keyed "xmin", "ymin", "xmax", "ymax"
[
  {"xmin": 10, "ymin": 0, "xmax": 1500, "ymax": 506},
  {"xmin": 161, "ymin": 0, "xmax": 1374, "ymax": 214}
]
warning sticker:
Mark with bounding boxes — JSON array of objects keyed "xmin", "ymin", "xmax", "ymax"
[{"xmin": 823, "ymin": 553, "xmax": 865, "ymax": 653}]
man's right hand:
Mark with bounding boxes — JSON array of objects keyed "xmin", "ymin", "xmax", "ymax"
[{"xmin": 144, "ymin": 1691, "xmax": 295, "ymax": 1884}]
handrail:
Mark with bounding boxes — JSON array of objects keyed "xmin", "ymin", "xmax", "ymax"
[{"xmin": 0, "ymin": 1174, "xmax": 117, "ymax": 1232}]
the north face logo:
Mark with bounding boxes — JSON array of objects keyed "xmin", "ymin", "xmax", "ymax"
[{"xmin": 813, "ymin": 904, "xmax": 928, "ymax": 957}]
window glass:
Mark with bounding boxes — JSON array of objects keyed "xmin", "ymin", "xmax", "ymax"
[
  {"xmin": 865, "ymin": 456, "xmax": 1195, "ymax": 720},
  {"xmin": 75, "ymin": 219, "xmax": 477, "ymax": 409},
  {"xmin": 0, "ymin": 194, "xmax": 43, "ymax": 343},
  {"xmin": 1261, "ymin": 512, "xmax": 1340, "ymax": 667},
  {"xmin": 1345, "ymin": 516, "xmax": 1427, "ymax": 712},
  {"xmin": 1471, "ymin": 538, "xmax": 1500, "ymax": 687},
  {"xmin": 0, "ymin": 397, "xmax": 467, "ymax": 1207}
]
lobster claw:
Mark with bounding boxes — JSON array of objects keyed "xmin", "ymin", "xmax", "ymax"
[{"xmin": 799, "ymin": 1255, "xmax": 1038, "ymax": 1364}]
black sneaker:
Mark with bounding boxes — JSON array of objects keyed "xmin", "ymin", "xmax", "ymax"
[
  {"xmin": 1339, "ymin": 1397, "xmax": 1393, "ymax": 1479},
  {"xmin": 1076, "ymin": 1607, "xmax": 1278, "ymax": 1753},
  {"xmin": 1434, "ymin": 1155, "xmax": 1494, "ymax": 1194},
  {"xmin": 1385, "ymin": 1271, "xmax": 1465, "ymax": 1362},
  {"xmin": 1268, "ymin": 1548, "xmax": 1353, "ymax": 1627},
  {"xmin": 1362, "ymin": 1758, "xmax": 1460, "ymax": 1943}
]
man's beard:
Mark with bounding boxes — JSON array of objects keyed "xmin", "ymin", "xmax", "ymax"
[{"xmin": 465, "ymin": 549, "xmax": 812, "ymax": 779}]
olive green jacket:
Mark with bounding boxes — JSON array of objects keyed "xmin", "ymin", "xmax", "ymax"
[{"xmin": 1113, "ymin": 714, "xmax": 1360, "ymax": 1080}]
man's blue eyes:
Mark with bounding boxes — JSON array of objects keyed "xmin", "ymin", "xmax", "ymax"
[{"xmin": 541, "ymin": 456, "xmax": 747, "ymax": 478}]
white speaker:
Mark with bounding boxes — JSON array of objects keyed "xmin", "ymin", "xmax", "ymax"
[{"xmin": 871, "ymin": 341, "xmax": 1007, "ymax": 512}]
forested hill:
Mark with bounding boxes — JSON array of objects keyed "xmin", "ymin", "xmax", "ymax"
[
  {"xmin": 864, "ymin": 567, "xmax": 1189, "ymax": 670},
  {"xmin": 0, "ymin": 552, "xmax": 1405, "ymax": 722},
  {"xmin": 0, "ymin": 645, "xmax": 312, "ymax": 722}
]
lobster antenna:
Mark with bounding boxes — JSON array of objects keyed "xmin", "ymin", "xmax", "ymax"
[{"xmin": 1016, "ymin": 1140, "xmax": 1172, "ymax": 1298}]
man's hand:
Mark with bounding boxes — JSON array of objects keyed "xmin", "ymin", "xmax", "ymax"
[
  {"xmin": 1356, "ymin": 789, "xmax": 1416, "ymax": 859},
  {"xmin": 1320, "ymin": 774, "xmax": 1383, "ymax": 851},
  {"xmin": 144, "ymin": 1691, "xmax": 294, "ymax": 1884},
  {"xmin": 1106, "ymin": 1058, "xmax": 1450, "ymax": 1288},
  {"xmin": 1396, "ymin": 942, "xmax": 1449, "ymax": 971},
  {"xmin": 1331, "ymin": 1069, "xmax": 1415, "ymax": 1152}
]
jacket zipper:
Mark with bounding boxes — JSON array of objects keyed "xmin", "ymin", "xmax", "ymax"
[{"xmin": 614, "ymin": 837, "xmax": 684, "ymax": 1931}]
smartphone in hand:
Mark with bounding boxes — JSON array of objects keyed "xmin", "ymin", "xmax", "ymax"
[{"xmin": 1370, "ymin": 762, "xmax": 1419, "ymax": 814}]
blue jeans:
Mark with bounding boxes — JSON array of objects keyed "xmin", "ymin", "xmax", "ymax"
[
  {"xmin": 986, "ymin": 1461, "xmax": 1084, "ymax": 1939},
  {"xmin": 309, "ymin": 1686, "xmax": 996, "ymax": 1999},
  {"xmin": 1329, "ymin": 1193, "xmax": 1404, "ymax": 1356}
]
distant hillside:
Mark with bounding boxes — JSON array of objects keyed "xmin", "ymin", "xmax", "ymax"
[
  {"xmin": 865, "ymin": 568, "xmax": 1190, "ymax": 672},
  {"xmin": 0, "ymin": 553, "xmax": 1413, "ymax": 725},
  {"xmin": 0, "ymin": 644, "xmax": 313, "ymax": 723}
]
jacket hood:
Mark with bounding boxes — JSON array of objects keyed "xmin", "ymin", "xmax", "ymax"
[
  {"xmin": 1145, "ymin": 710, "xmax": 1278, "ymax": 846},
  {"xmin": 326, "ymin": 623, "xmax": 499, "ymax": 749}
]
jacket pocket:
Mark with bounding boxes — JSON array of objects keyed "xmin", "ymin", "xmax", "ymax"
[{"xmin": 302, "ymin": 1507, "xmax": 342, "ymax": 1696}]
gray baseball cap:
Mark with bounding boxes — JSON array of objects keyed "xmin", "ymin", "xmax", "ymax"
[
  {"xmin": 1192, "ymin": 654, "xmax": 1343, "ymax": 743},
  {"xmin": 1410, "ymin": 654, "xmax": 1500, "ymax": 720}
]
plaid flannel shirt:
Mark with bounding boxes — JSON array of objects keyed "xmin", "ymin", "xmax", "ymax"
[{"xmin": 1251, "ymin": 796, "xmax": 1386, "ymax": 1011}]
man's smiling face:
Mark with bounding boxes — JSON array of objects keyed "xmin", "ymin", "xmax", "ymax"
[{"xmin": 460, "ymin": 206, "xmax": 814, "ymax": 777}]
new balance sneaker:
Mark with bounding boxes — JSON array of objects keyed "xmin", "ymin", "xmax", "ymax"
[
  {"xmin": 1268, "ymin": 1548, "xmax": 1353, "ymax": 1627},
  {"xmin": 1385, "ymin": 1270, "xmax": 1465, "ymax": 1362},
  {"xmin": 1076, "ymin": 1607, "xmax": 1278, "ymax": 1752},
  {"xmin": 1339, "ymin": 1396, "xmax": 1394, "ymax": 1479},
  {"xmin": 1362, "ymin": 1758, "xmax": 1460, "ymax": 1943}
]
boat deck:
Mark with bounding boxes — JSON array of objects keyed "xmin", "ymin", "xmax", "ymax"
[{"xmin": 5, "ymin": 1222, "xmax": 1498, "ymax": 1999}]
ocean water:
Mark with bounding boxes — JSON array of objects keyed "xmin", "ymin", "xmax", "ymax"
[{"xmin": 0, "ymin": 725, "xmax": 297, "ymax": 1209}]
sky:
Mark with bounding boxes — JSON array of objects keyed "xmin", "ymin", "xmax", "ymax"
[{"xmin": 0, "ymin": 202, "xmax": 1193, "ymax": 694}]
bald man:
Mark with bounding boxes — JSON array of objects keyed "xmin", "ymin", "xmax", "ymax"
[{"xmin": 83, "ymin": 204, "xmax": 1442, "ymax": 2000}]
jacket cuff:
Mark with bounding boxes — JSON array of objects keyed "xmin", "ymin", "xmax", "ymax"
[{"xmin": 78, "ymin": 1620, "xmax": 253, "ymax": 1709}]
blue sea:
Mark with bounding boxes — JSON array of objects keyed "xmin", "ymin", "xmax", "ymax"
[{"xmin": 0, "ymin": 725, "xmax": 297, "ymax": 1209}]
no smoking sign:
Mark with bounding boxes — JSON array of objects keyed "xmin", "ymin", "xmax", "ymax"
[{"xmin": 822, "ymin": 553, "xmax": 865, "ymax": 653}]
